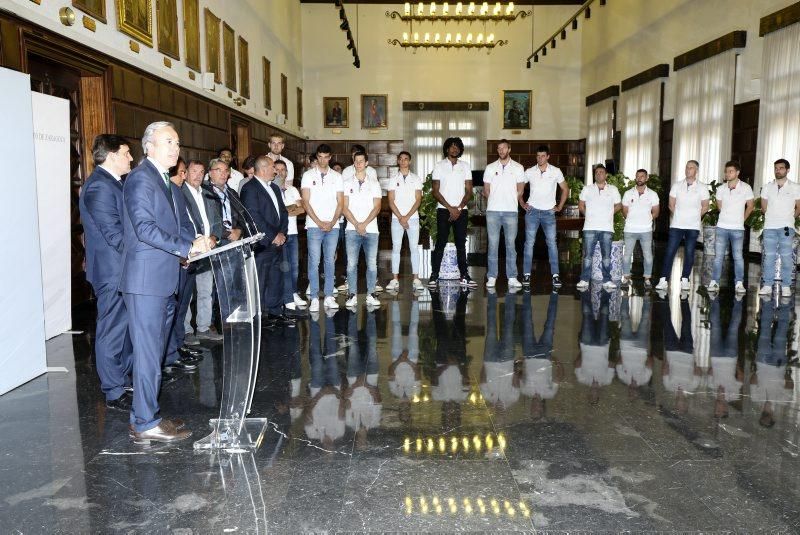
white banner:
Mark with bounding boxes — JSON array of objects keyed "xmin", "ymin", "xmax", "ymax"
[
  {"xmin": 0, "ymin": 67, "xmax": 47, "ymax": 395},
  {"xmin": 32, "ymin": 92, "xmax": 72, "ymax": 339}
]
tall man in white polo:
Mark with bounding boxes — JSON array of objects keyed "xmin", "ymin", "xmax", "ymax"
[
  {"xmin": 621, "ymin": 169, "xmax": 660, "ymax": 287},
  {"xmin": 520, "ymin": 144, "xmax": 569, "ymax": 289},
  {"xmin": 656, "ymin": 160, "xmax": 710, "ymax": 291},
  {"xmin": 708, "ymin": 161, "xmax": 753, "ymax": 294},
  {"xmin": 267, "ymin": 133, "xmax": 295, "ymax": 185},
  {"xmin": 483, "ymin": 139, "xmax": 525, "ymax": 289},
  {"xmin": 759, "ymin": 158, "xmax": 800, "ymax": 297},
  {"xmin": 577, "ymin": 164, "xmax": 621, "ymax": 291}
]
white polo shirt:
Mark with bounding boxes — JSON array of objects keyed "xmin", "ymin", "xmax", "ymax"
[
  {"xmin": 344, "ymin": 176, "xmax": 382, "ymax": 233},
  {"xmin": 761, "ymin": 180, "xmax": 800, "ymax": 230},
  {"xmin": 622, "ymin": 187, "xmax": 660, "ymax": 233},
  {"xmin": 300, "ymin": 167, "xmax": 343, "ymax": 229},
  {"xmin": 580, "ymin": 183, "xmax": 621, "ymax": 232},
  {"xmin": 669, "ymin": 179, "xmax": 710, "ymax": 230},
  {"xmin": 388, "ymin": 170, "xmax": 423, "ymax": 220},
  {"xmin": 342, "ymin": 164, "xmax": 377, "ymax": 182},
  {"xmin": 268, "ymin": 153, "xmax": 295, "ymax": 184},
  {"xmin": 282, "ymin": 185, "xmax": 301, "ymax": 235},
  {"xmin": 524, "ymin": 163, "xmax": 565, "ymax": 210},
  {"xmin": 432, "ymin": 158, "xmax": 472, "ymax": 209},
  {"xmin": 484, "ymin": 158, "xmax": 525, "ymax": 212},
  {"xmin": 716, "ymin": 180, "xmax": 754, "ymax": 230}
]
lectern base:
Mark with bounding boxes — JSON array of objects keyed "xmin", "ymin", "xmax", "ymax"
[{"xmin": 193, "ymin": 418, "xmax": 270, "ymax": 453}]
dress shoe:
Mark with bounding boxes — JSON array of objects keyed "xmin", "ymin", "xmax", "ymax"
[
  {"xmin": 178, "ymin": 346, "xmax": 203, "ymax": 362},
  {"xmin": 196, "ymin": 329, "xmax": 223, "ymax": 341},
  {"xmin": 164, "ymin": 358, "xmax": 198, "ymax": 372},
  {"xmin": 184, "ymin": 332, "xmax": 200, "ymax": 346},
  {"xmin": 180, "ymin": 344, "xmax": 203, "ymax": 357},
  {"xmin": 123, "ymin": 385, "xmax": 134, "ymax": 393},
  {"xmin": 105, "ymin": 393, "xmax": 132, "ymax": 412},
  {"xmin": 131, "ymin": 420, "xmax": 192, "ymax": 444},
  {"xmin": 267, "ymin": 313, "xmax": 296, "ymax": 326}
]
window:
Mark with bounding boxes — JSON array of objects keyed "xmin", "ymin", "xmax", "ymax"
[
  {"xmin": 586, "ymin": 99, "xmax": 614, "ymax": 182},
  {"xmin": 402, "ymin": 110, "xmax": 487, "ymax": 179},
  {"xmin": 619, "ymin": 80, "xmax": 660, "ymax": 178}
]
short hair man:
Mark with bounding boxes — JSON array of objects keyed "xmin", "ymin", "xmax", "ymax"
[
  {"xmin": 267, "ymin": 134, "xmax": 295, "ymax": 185},
  {"xmin": 79, "ymin": 134, "xmax": 134, "ymax": 411},
  {"xmin": 301, "ymin": 144, "xmax": 345, "ymax": 311},
  {"xmin": 386, "ymin": 151, "xmax": 424, "ymax": 292},
  {"xmin": 276, "ymin": 159, "xmax": 307, "ymax": 311},
  {"xmin": 759, "ymin": 159, "xmax": 799, "ymax": 297},
  {"xmin": 655, "ymin": 160, "xmax": 710, "ymax": 291},
  {"xmin": 430, "ymin": 137, "xmax": 476, "ymax": 288},
  {"xmin": 483, "ymin": 139, "xmax": 525, "ymax": 289},
  {"xmin": 121, "ymin": 121, "xmax": 211, "ymax": 443},
  {"xmin": 520, "ymin": 144, "xmax": 569, "ymax": 289},
  {"xmin": 707, "ymin": 161, "xmax": 754, "ymax": 294},
  {"xmin": 577, "ymin": 164, "xmax": 622, "ymax": 291},
  {"xmin": 218, "ymin": 148, "xmax": 245, "ymax": 193},
  {"xmin": 620, "ymin": 169, "xmax": 660, "ymax": 288}
]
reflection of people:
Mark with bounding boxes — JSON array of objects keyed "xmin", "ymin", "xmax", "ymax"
[
  {"xmin": 660, "ymin": 297, "xmax": 702, "ymax": 414},
  {"xmin": 344, "ymin": 310, "xmax": 382, "ymax": 449},
  {"xmin": 305, "ymin": 315, "xmax": 346, "ymax": 449},
  {"xmin": 575, "ymin": 289, "xmax": 614, "ymax": 405},
  {"xmin": 480, "ymin": 294, "xmax": 521, "ymax": 409},
  {"xmin": 752, "ymin": 297, "xmax": 794, "ymax": 427},
  {"xmin": 329, "ymin": 101, "xmax": 343, "ymax": 125},
  {"xmin": 365, "ymin": 98, "xmax": 383, "ymax": 127},
  {"xmin": 388, "ymin": 301, "xmax": 420, "ymax": 401},
  {"xmin": 617, "ymin": 295, "xmax": 653, "ymax": 399},
  {"xmin": 506, "ymin": 99, "xmax": 526, "ymax": 128},
  {"xmin": 431, "ymin": 290, "xmax": 470, "ymax": 429},
  {"xmin": 520, "ymin": 292, "xmax": 561, "ymax": 418},
  {"xmin": 707, "ymin": 296, "xmax": 743, "ymax": 417}
]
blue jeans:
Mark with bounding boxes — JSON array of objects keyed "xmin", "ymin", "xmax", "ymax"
[
  {"xmin": 762, "ymin": 228, "xmax": 795, "ymax": 285},
  {"xmin": 281, "ymin": 234, "xmax": 299, "ymax": 303},
  {"xmin": 486, "ymin": 211, "xmax": 518, "ymax": 279},
  {"xmin": 661, "ymin": 228, "xmax": 699, "ymax": 280},
  {"xmin": 712, "ymin": 228, "xmax": 745, "ymax": 283},
  {"xmin": 581, "ymin": 230, "xmax": 612, "ymax": 282},
  {"xmin": 523, "ymin": 208, "xmax": 558, "ymax": 276},
  {"xmin": 346, "ymin": 231, "xmax": 379, "ymax": 294},
  {"xmin": 307, "ymin": 227, "xmax": 339, "ymax": 297},
  {"xmin": 623, "ymin": 232, "xmax": 654, "ymax": 277}
]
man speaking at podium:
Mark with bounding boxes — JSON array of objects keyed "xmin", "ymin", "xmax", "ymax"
[{"xmin": 120, "ymin": 121, "xmax": 211, "ymax": 444}]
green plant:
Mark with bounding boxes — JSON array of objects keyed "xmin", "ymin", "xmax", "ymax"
[
  {"xmin": 745, "ymin": 197, "xmax": 765, "ymax": 232},
  {"xmin": 565, "ymin": 176, "xmax": 584, "ymax": 205},
  {"xmin": 701, "ymin": 180, "xmax": 722, "ymax": 226}
]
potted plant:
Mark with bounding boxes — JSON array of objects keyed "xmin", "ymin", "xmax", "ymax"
[
  {"xmin": 563, "ymin": 176, "xmax": 584, "ymax": 218},
  {"xmin": 701, "ymin": 180, "xmax": 722, "ymax": 253}
]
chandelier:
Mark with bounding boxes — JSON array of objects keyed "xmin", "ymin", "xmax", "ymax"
[
  {"xmin": 387, "ymin": 2, "xmax": 529, "ymax": 22},
  {"xmin": 388, "ymin": 31, "xmax": 508, "ymax": 50}
]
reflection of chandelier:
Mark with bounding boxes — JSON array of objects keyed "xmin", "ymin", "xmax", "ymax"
[
  {"xmin": 388, "ymin": 2, "xmax": 530, "ymax": 22},
  {"xmin": 402, "ymin": 432, "xmax": 507, "ymax": 455},
  {"xmin": 404, "ymin": 495, "xmax": 531, "ymax": 517}
]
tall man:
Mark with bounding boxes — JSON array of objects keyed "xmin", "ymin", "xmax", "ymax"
[
  {"xmin": 483, "ymin": 139, "xmax": 525, "ymax": 289},
  {"xmin": 218, "ymin": 148, "xmax": 245, "ymax": 193},
  {"xmin": 655, "ymin": 160, "xmax": 710, "ymax": 291},
  {"xmin": 708, "ymin": 161, "xmax": 754, "ymax": 294},
  {"xmin": 267, "ymin": 133, "xmax": 295, "ymax": 185},
  {"xmin": 79, "ymin": 134, "xmax": 134, "ymax": 411},
  {"xmin": 621, "ymin": 169, "xmax": 660, "ymax": 288},
  {"xmin": 343, "ymin": 151, "xmax": 382, "ymax": 308},
  {"xmin": 301, "ymin": 144, "xmax": 344, "ymax": 312},
  {"xmin": 121, "ymin": 121, "xmax": 210, "ymax": 443},
  {"xmin": 520, "ymin": 145, "xmax": 569, "ymax": 289},
  {"xmin": 577, "ymin": 164, "xmax": 621, "ymax": 291},
  {"xmin": 430, "ymin": 137, "xmax": 476, "ymax": 288},
  {"xmin": 277, "ymin": 159, "xmax": 306, "ymax": 311},
  {"xmin": 760, "ymin": 159, "xmax": 800, "ymax": 297},
  {"xmin": 386, "ymin": 151, "xmax": 424, "ymax": 292},
  {"xmin": 240, "ymin": 156, "xmax": 292, "ymax": 326}
]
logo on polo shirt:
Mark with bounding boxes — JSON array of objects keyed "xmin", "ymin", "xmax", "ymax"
[
  {"xmin": 350, "ymin": 188, "xmax": 354, "ymax": 194},
  {"xmin": 396, "ymin": 182, "xmax": 400, "ymax": 187},
  {"xmin": 312, "ymin": 180, "xmax": 316, "ymax": 186}
]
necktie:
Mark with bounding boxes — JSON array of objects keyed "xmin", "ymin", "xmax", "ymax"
[{"xmin": 162, "ymin": 172, "xmax": 175, "ymax": 212}]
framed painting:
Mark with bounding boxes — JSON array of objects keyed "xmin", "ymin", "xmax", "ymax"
[
  {"xmin": 156, "ymin": 0, "xmax": 179, "ymax": 60},
  {"xmin": 72, "ymin": 0, "xmax": 106, "ymax": 23},
  {"xmin": 361, "ymin": 94, "xmax": 387, "ymax": 129},
  {"xmin": 222, "ymin": 22, "xmax": 236, "ymax": 92},
  {"xmin": 297, "ymin": 87, "xmax": 303, "ymax": 128},
  {"xmin": 323, "ymin": 97, "xmax": 348, "ymax": 128},
  {"xmin": 262, "ymin": 57, "xmax": 271, "ymax": 110},
  {"xmin": 116, "ymin": 0, "xmax": 153, "ymax": 47},
  {"xmin": 281, "ymin": 74, "xmax": 288, "ymax": 118},
  {"xmin": 183, "ymin": 0, "xmax": 199, "ymax": 71},
  {"xmin": 204, "ymin": 8, "xmax": 221, "ymax": 84},
  {"xmin": 502, "ymin": 90, "xmax": 531, "ymax": 129},
  {"xmin": 238, "ymin": 37, "xmax": 249, "ymax": 99}
]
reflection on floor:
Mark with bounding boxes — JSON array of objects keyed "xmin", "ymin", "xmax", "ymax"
[{"xmin": 2, "ymin": 243, "xmax": 800, "ymax": 532}]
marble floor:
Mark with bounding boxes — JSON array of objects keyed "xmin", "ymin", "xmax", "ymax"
[{"xmin": 2, "ymin": 236, "xmax": 800, "ymax": 533}]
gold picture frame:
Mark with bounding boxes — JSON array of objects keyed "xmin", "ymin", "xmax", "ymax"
[
  {"xmin": 238, "ymin": 37, "xmax": 249, "ymax": 99},
  {"xmin": 281, "ymin": 73, "xmax": 288, "ymax": 118},
  {"xmin": 502, "ymin": 89, "xmax": 532, "ymax": 129},
  {"xmin": 204, "ymin": 8, "xmax": 221, "ymax": 84},
  {"xmin": 115, "ymin": 0, "xmax": 153, "ymax": 47},
  {"xmin": 262, "ymin": 57, "xmax": 271, "ymax": 110},
  {"xmin": 73, "ymin": 0, "xmax": 106, "ymax": 23},
  {"xmin": 297, "ymin": 87, "xmax": 303, "ymax": 128},
  {"xmin": 222, "ymin": 22, "xmax": 236, "ymax": 92},
  {"xmin": 183, "ymin": 0, "xmax": 199, "ymax": 71},
  {"xmin": 361, "ymin": 94, "xmax": 388, "ymax": 129},
  {"xmin": 156, "ymin": 0, "xmax": 178, "ymax": 60},
  {"xmin": 323, "ymin": 97, "xmax": 349, "ymax": 128}
]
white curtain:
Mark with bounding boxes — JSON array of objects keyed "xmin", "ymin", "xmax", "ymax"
[
  {"xmin": 754, "ymin": 23, "xmax": 800, "ymax": 193},
  {"xmin": 619, "ymin": 80, "xmax": 661, "ymax": 178},
  {"xmin": 403, "ymin": 109, "xmax": 487, "ymax": 179},
  {"xmin": 671, "ymin": 51, "xmax": 735, "ymax": 185},
  {"xmin": 585, "ymin": 99, "xmax": 614, "ymax": 183}
]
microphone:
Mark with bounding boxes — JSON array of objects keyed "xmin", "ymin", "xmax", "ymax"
[{"xmin": 226, "ymin": 188, "xmax": 259, "ymax": 238}]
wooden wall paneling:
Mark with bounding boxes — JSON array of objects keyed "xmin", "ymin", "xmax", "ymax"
[
  {"xmin": 111, "ymin": 65, "xmax": 124, "ymax": 98},
  {"xmin": 485, "ymin": 138, "xmax": 585, "ymax": 178},
  {"xmin": 197, "ymin": 100, "xmax": 209, "ymax": 125},
  {"xmin": 158, "ymin": 83, "xmax": 173, "ymax": 112},
  {"xmin": 185, "ymin": 94, "xmax": 197, "ymax": 120},
  {"xmin": 174, "ymin": 90, "xmax": 186, "ymax": 118},
  {"xmin": 122, "ymin": 68, "xmax": 143, "ymax": 105},
  {"xmin": 142, "ymin": 76, "xmax": 158, "ymax": 109},
  {"xmin": 0, "ymin": 18, "xmax": 23, "ymax": 70},
  {"xmin": 113, "ymin": 102, "xmax": 135, "ymax": 138},
  {"xmin": 79, "ymin": 75, "xmax": 111, "ymax": 176},
  {"xmin": 731, "ymin": 100, "xmax": 759, "ymax": 186}
]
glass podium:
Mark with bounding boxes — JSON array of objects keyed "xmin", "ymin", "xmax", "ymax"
[{"xmin": 188, "ymin": 233, "xmax": 267, "ymax": 453}]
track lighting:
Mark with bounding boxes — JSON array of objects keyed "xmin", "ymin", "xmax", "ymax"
[
  {"xmin": 585, "ymin": 6, "xmax": 591, "ymax": 18},
  {"xmin": 572, "ymin": 19, "xmax": 578, "ymax": 30},
  {"xmin": 551, "ymin": 38, "xmax": 556, "ymax": 48},
  {"xmin": 340, "ymin": 19, "xmax": 349, "ymax": 31},
  {"xmin": 526, "ymin": 59, "xmax": 531, "ymax": 68},
  {"xmin": 561, "ymin": 29, "xmax": 566, "ymax": 40}
]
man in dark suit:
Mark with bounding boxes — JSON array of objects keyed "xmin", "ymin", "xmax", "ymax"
[
  {"xmin": 121, "ymin": 121, "xmax": 211, "ymax": 443},
  {"xmin": 240, "ymin": 155, "xmax": 292, "ymax": 327},
  {"xmin": 79, "ymin": 134, "xmax": 134, "ymax": 411},
  {"xmin": 206, "ymin": 158, "xmax": 246, "ymax": 242}
]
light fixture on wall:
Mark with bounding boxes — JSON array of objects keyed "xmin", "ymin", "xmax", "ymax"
[
  {"xmin": 334, "ymin": 2, "xmax": 360, "ymax": 68},
  {"xmin": 525, "ymin": 0, "xmax": 606, "ymax": 68},
  {"xmin": 389, "ymin": 31, "xmax": 506, "ymax": 52},
  {"xmin": 387, "ymin": 2, "xmax": 529, "ymax": 22}
]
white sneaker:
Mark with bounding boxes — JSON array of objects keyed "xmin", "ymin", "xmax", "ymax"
[
  {"xmin": 337, "ymin": 282, "xmax": 349, "ymax": 293},
  {"xmin": 655, "ymin": 278, "xmax": 669, "ymax": 290},
  {"xmin": 707, "ymin": 280, "xmax": 719, "ymax": 292},
  {"xmin": 305, "ymin": 286, "xmax": 312, "ymax": 297},
  {"xmin": 412, "ymin": 278, "xmax": 424, "ymax": 291},
  {"xmin": 345, "ymin": 294, "xmax": 358, "ymax": 308},
  {"xmin": 603, "ymin": 281, "xmax": 617, "ymax": 291},
  {"xmin": 366, "ymin": 293, "xmax": 381, "ymax": 307},
  {"xmin": 309, "ymin": 310, "xmax": 320, "ymax": 322},
  {"xmin": 734, "ymin": 281, "xmax": 746, "ymax": 294},
  {"xmin": 309, "ymin": 298, "xmax": 320, "ymax": 312},
  {"xmin": 293, "ymin": 293, "xmax": 307, "ymax": 307},
  {"xmin": 486, "ymin": 277, "xmax": 497, "ymax": 288},
  {"xmin": 285, "ymin": 302, "xmax": 297, "ymax": 311},
  {"xmin": 782, "ymin": 286, "xmax": 793, "ymax": 298},
  {"xmin": 759, "ymin": 285, "xmax": 773, "ymax": 295},
  {"xmin": 324, "ymin": 296, "xmax": 339, "ymax": 309},
  {"xmin": 680, "ymin": 278, "xmax": 691, "ymax": 291},
  {"xmin": 508, "ymin": 277, "xmax": 523, "ymax": 288},
  {"xmin": 576, "ymin": 280, "xmax": 590, "ymax": 291},
  {"xmin": 386, "ymin": 279, "xmax": 400, "ymax": 291},
  {"xmin": 374, "ymin": 284, "xmax": 384, "ymax": 292}
]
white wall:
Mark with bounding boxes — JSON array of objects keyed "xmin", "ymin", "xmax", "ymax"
[
  {"xmin": 300, "ymin": 3, "xmax": 582, "ymax": 140},
  {"xmin": 8, "ymin": 0, "xmax": 305, "ymax": 136}
]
